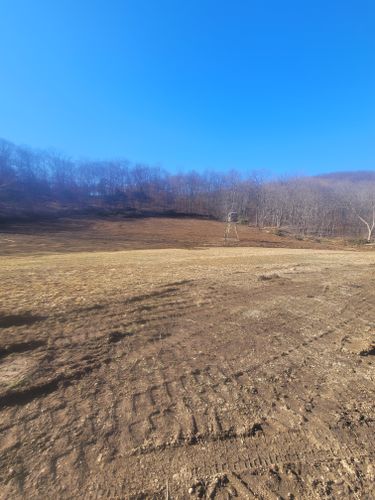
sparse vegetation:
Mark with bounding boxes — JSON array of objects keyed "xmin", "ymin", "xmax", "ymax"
[
  {"xmin": 347, "ymin": 238, "xmax": 370, "ymax": 246},
  {"xmin": 274, "ymin": 228, "xmax": 286, "ymax": 237},
  {"xmin": 0, "ymin": 234, "xmax": 374, "ymax": 498},
  {"xmin": 257, "ymin": 273, "xmax": 281, "ymax": 281}
]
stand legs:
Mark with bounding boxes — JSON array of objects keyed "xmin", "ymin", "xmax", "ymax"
[{"xmin": 224, "ymin": 223, "xmax": 240, "ymax": 242}]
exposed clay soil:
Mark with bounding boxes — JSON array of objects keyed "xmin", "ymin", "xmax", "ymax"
[{"xmin": 0, "ymin": 218, "xmax": 374, "ymax": 499}]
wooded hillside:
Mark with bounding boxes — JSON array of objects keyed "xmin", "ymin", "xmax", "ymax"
[{"xmin": 1, "ymin": 138, "xmax": 374, "ymax": 240}]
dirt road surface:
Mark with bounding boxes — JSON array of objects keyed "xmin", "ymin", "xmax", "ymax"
[{"xmin": 0, "ymin": 228, "xmax": 374, "ymax": 498}]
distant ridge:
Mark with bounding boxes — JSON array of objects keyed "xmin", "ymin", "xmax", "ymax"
[{"xmin": 315, "ymin": 170, "xmax": 375, "ymax": 182}]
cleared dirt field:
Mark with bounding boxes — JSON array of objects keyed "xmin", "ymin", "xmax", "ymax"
[
  {"xmin": 0, "ymin": 219, "xmax": 374, "ymax": 498},
  {"xmin": 0, "ymin": 216, "xmax": 353, "ymax": 256}
]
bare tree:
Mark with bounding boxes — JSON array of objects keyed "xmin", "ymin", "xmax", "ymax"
[{"xmin": 344, "ymin": 182, "xmax": 375, "ymax": 242}]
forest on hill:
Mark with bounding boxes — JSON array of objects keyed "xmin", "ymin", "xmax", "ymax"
[{"xmin": 0, "ymin": 137, "xmax": 374, "ymax": 241}]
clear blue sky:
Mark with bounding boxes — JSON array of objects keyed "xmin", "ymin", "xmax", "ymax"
[{"xmin": 0, "ymin": 0, "xmax": 374, "ymax": 176}]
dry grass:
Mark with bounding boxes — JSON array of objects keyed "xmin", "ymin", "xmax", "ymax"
[{"xmin": 0, "ymin": 220, "xmax": 374, "ymax": 498}]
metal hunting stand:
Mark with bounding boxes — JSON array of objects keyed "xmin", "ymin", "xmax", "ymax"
[{"xmin": 224, "ymin": 211, "xmax": 240, "ymax": 242}]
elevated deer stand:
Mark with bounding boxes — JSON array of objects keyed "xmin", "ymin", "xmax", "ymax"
[{"xmin": 224, "ymin": 211, "xmax": 240, "ymax": 243}]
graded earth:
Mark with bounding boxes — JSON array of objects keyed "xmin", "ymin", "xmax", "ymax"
[{"xmin": 0, "ymin": 219, "xmax": 374, "ymax": 498}]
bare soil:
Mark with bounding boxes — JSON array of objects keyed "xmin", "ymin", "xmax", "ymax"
[
  {"xmin": 0, "ymin": 218, "xmax": 374, "ymax": 499},
  {"xmin": 0, "ymin": 216, "xmax": 359, "ymax": 256}
]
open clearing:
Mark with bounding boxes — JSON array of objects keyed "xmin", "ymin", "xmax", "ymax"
[
  {"xmin": 0, "ymin": 216, "xmax": 355, "ymax": 256},
  {"xmin": 0, "ymin": 219, "xmax": 374, "ymax": 498}
]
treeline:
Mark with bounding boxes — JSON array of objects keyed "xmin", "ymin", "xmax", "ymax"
[{"xmin": 0, "ymin": 138, "xmax": 374, "ymax": 240}]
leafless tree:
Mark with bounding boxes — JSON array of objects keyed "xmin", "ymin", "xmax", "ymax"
[{"xmin": 342, "ymin": 182, "xmax": 375, "ymax": 241}]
